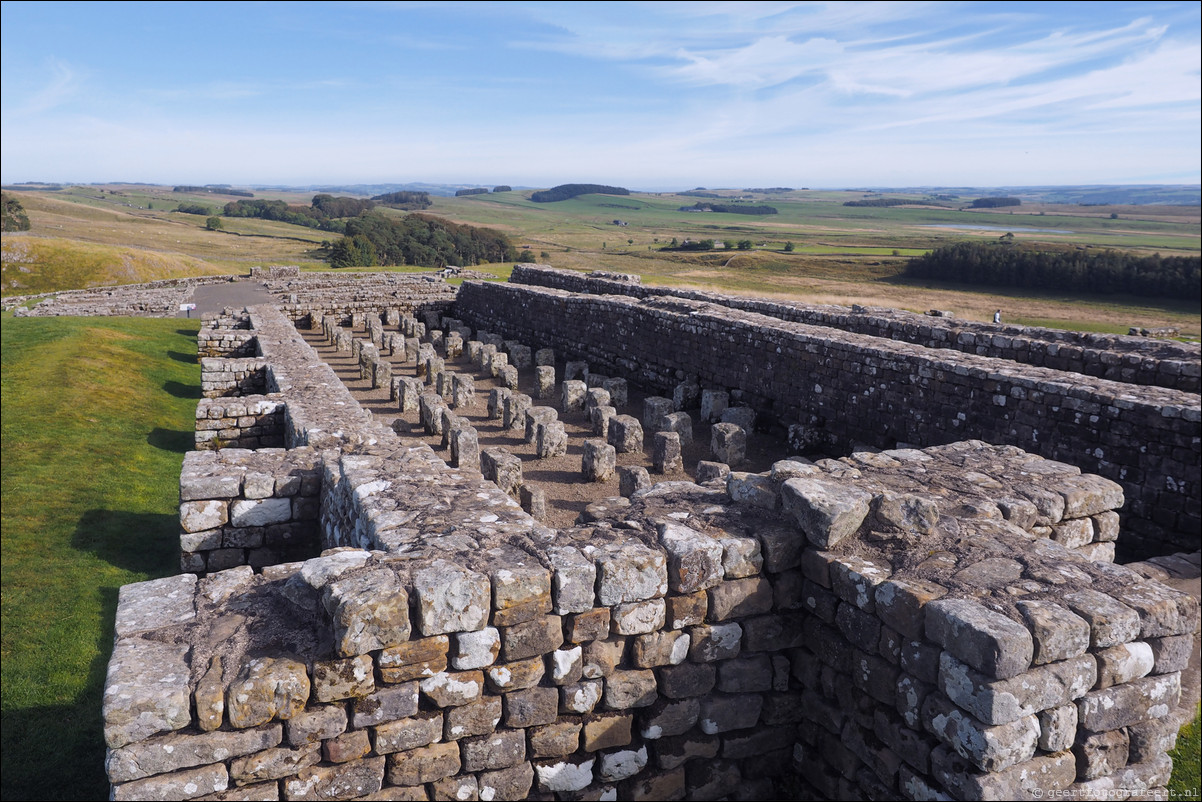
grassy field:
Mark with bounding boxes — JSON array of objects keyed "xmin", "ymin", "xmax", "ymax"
[{"xmin": 1, "ymin": 313, "xmax": 197, "ymax": 799}]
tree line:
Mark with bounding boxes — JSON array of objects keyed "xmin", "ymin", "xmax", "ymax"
[
  {"xmin": 905, "ymin": 241, "xmax": 1200, "ymax": 299},
  {"xmin": 329, "ymin": 213, "xmax": 513, "ymax": 268},
  {"xmin": 678, "ymin": 202, "xmax": 778, "ymax": 215},
  {"xmin": 370, "ymin": 191, "xmax": 432, "ymax": 210},
  {"xmin": 531, "ymin": 184, "xmax": 630, "ymax": 203},
  {"xmin": 221, "ymin": 195, "xmax": 374, "ymax": 232},
  {"xmin": 2, "ymin": 192, "xmax": 31, "ymax": 231},
  {"xmin": 174, "ymin": 185, "xmax": 254, "ymax": 197}
]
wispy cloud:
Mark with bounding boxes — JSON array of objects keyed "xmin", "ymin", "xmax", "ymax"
[{"xmin": 13, "ymin": 59, "xmax": 79, "ymax": 117}]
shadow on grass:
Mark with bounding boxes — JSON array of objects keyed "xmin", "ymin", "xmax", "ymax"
[
  {"xmin": 148, "ymin": 427, "xmax": 192, "ymax": 454},
  {"xmin": 167, "ymin": 350, "xmax": 198, "ymax": 364},
  {"xmin": 163, "ymin": 380, "xmax": 201, "ymax": 399},
  {"xmin": 1, "ymin": 601, "xmax": 115, "ymax": 801},
  {"xmin": 175, "ymin": 328, "xmax": 198, "ymax": 337},
  {"xmin": 71, "ymin": 509, "xmax": 178, "ymax": 578}
]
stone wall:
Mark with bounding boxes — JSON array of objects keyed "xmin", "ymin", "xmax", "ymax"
[
  {"xmin": 262, "ymin": 272, "xmax": 458, "ymax": 325},
  {"xmin": 111, "ymin": 425, "xmax": 1197, "ymax": 800},
  {"xmin": 6, "ymin": 275, "xmax": 237, "ymax": 316},
  {"xmin": 250, "ymin": 265, "xmax": 301, "ymax": 280},
  {"xmin": 194, "ymin": 396, "xmax": 286, "ymax": 450},
  {"xmin": 510, "ymin": 265, "xmax": 1201, "ymax": 393},
  {"xmin": 179, "ymin": 448, "xmax": 322, "ymax": 573},
  {"xmin": 100, "ymin": 294, "xmax": 1199, "ymax": 801},
  {"xmin": 454, "ymin": 280, "xmax": 1201, "ymax": 558},
  {"xmin": 200, "ymin": 357, "xmax": 269, "ymax": 399}
]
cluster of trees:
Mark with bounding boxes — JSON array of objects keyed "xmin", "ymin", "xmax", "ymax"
[
  {"xmin": 2, "ymin": 192, "xmax": 31, "ymax": 231},
  {"xmin": 843, "ymin": 198, "xmax": 911, "ymax": 207},
  {"xmin": 328, "ymin": 213, "xmax": 513, "ymax": 268},
  {"xmin": 743, "ymin": 187, "xmax": 794, "ymax": 193},
  {"xmin": 492, "ymin": 186, "xmax": 512, "ymax": 193},
  {"xmin": 173, "ymin": 185, "xmax": 254, "ymax": 197},
  {"xmin": 970, "ymin": 197, "xmax": 1021, "ymax": 208},
  {"xmin": 531, "ymin": 184, "xmax": 629, "ymax": 203},
  {"xmin": 905, "ymin": 241, "xmax": 1200, "ymax": 299},
  {"xmin": 678, "ymin": 190, "xmax": 722, "ymax": 198},
  {"xmin": 663, "ymin": 239, "xmax": 716, "ymax": 251},
  {"xmin": 678, "ymin": 202, "xmax": 778, "ymax": 215},
  {"xmin": 455, "ymin": 188, "xmax": 489, "ymax": 197},
  {"xmin": 371, "ymin": 191, "xmax": 432, "ymax": 210},
  {"xmin": 175, "ymin": 202, "xmax": 214, "ymax": 215},
  {"xmin": 222, "ymin": 195, "xmax": 374, "ymax": 232}
]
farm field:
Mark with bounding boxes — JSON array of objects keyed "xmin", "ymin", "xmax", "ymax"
[{"xmin": 3, "ymin": 183, "xmax": 1199, "ymax": 339}]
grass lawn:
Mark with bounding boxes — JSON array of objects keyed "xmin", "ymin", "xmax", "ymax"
[{"xmin": 1, "ymin": 313, "xmax": 198, "ymax": 799}]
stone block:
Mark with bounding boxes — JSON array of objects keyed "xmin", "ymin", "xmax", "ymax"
[
  {"xmin": 612, "ymin": 599, "xmax": 667, "ymax": 635},
  {"xmin": 525, "ymin": 405, "xmax": 557, "ymax": 443},
  {"xmin": 567, "ymin": 608, "xmax": 611, "ymax": 643},
  {"xmin": 595, "ymin": 543, "xmax": 667, "ymax": 605},
  {"xmin": 632, "ymin": 630, "xmax": 690, "ymax": 668},
  {"xmin": 378, "ymin": 635, "xmax": 450, "ymax": 684},
  {"xmin": 591, "ymin": 404, "xmax": 617, "ymax": 439},
  {"xmin": 461, "ymin": 730, "xmax": 526, "ymax": 772},
  {"xmin": 386, "ymin": 742, "xmax": 460, "ymax": 787},
  {"xmin": 548, "ymin": 547, "xmax": 597, "ymax": 615},
  {"xmin": 599, "ymin": 744, "xmax": 649, "ymax": 782},
  {"xmin": 1064, "ymin": 589, "xmax": 1141, "ymax": 648},
  {"xmin": 602, "ymin": 377, "xmax": 627, "ymax": 407},
  {"xmin": 1074, "ymin": 729, "xmax": 1129, "ymax": 780},
  {"xmin": 1077, "ymin": 672, "xmax": 1180, "ymax": 731},
  {"xmin": 608, "ymin": 415, "xmax": 644, "ymax": 454},
  {"xmin": 605, "ymin": 669, "xmax": 659, "ymax": 709},
  {"xmin": 657, "ymin": 522, "xmax": 724, "ymax": 594},
  {"xmin": 698, "ymin": 694, "xmax": 763, "ymax": 734},
  {"xmin": 564, "ymin": 360, "xmax": 589, "ymax": 381},
  {"xmin": 487, "ymin": 386, "xmax": 510, "ymax": 420},
  {"xmin": 110, "ymin": 764, "xmax": 230, "ymax": 801},
  {"xmin": 923, "ymin": 693, "xmax": 1039, "ymax": 772},
  {"xmin": 663, "ymin": 411, "xmax": 693, "ymax": 445},
  {"xmin": 716, "ymin": 655, "xmax": 774, "ymax": 694},
  {"xmin": 480, "ymin": 448, "xmax": 522, "ymax": 497},
  {"xmin": 1015, "ymin": 600, "xmax": 1091, "ymax": 665},
  {"xmin": 700, "ymin": 389, "xmax": 729, "ymax": 423},
  {"xmin": 585, "ymin": 387, "xmax": 611, "ymax": 412},
  {"xmin": 324, "ymin": 729, "xmax": 371, "ymax": 763},
  {"xmin": 452, "ymin": 627, "xmax": 501, "ymax": 670},
  {"xmin": 1037, "ymin": 703, "xmax": 1078, "ymax": 753},
  {"xmin": 478, "ymin": 762, "xmax": 534, "ymax": 801},
  {"xmin": 419, "ymin": 671, "xmax": 484, "ymax": 708},
  {"xmin": 582, "ymin": 439, "xmax": 617, "ymax": 482},
  {"xmin": 1095, "ymin": 641, "xmax": 1155, "ymax": 688},
  {"xmin": 535, "ymin": 365, "xmax": 556, "ymax": 399},
  {"xmin": 643, "ymin": 396, "xmax": 675, "ymax": 432},
  {"xmin": 520, "ymin": 485, "xmax": 546, "ymax": 519},
  {"xmin": 324, "ymin": 568, "xmax": 410, "ymax": 657},
  {"xmin": 451, "ymin": 374, "xmax": 475, "ymax": 408},
  {"xmin": 688, "ymin": 622, "xmax": 742, "ymax": 662},
  {"xmin": 583, "ymin": 712, "xmax": 634, "ymax": 751},
  {"xmin": 312, "ymin": 655, "xmax": 374, "ymax": 703},
  {"xmin": 938, "ymin": 651, "xmax": 1097, "ymax": 725},
  {"xmin": 485, "ymin": 657, "xmax": 545, "ymax": 693},
  {"xmin": 562, "ymin": 679, "xmax": 604, "ymax": 714},
  {"xmin": 504, "ymin": 686, "xmax": 559, "ymax": 728},
  {"xmin": 501, "ymin": 615, "xmax": 564, "ymax": 661},
  {"xmin": 226, "ymin": 657, "xmax": 310, "ymax": 729},
  {"xmin": 107, "ymin": 725, "xmax": 283, "ymax": 784},
  {"xmin": 351, "ymin": 683, "xmax": 419, "ymax": 728},
  {"xmin": 530, "ymin": 720, "xmax": 583, "ymax": 758},
  {"xmin": 549, "ymin": 646, "xmax": 584, "ymax": 685},
  {"xmin": 533, "ymin": 755, "xmax": 595, "ymax": 793},
  {"xmin": 708, "ymin": 578, "xmax": 773, "ymax": 621},
  {"xmin": 653, "ymin": 431, "xmax": 683, "ymax": 474},
  {"xmin": 618, "ymin": 465, "xmax": 651, "ymax": 497},
  {"xmin": 925, "ymin": 598, "xmax": 1034, "ymax": 679},
  {"xmin": 374, "ymin": 711, "xmax": 444, "ymax": 754},
  {"xmin": 413, "ymin": 561, "xmax": 490, "ymax": 636},
  {"xmin": 710, "ymin": 422, "xmax": 746, "ymax": 465},
  {"xmin": 780, "ymin": 477, "xmax": 871, "ymax": 549},
  {"xmin": 562, "ymin": 379, "xmax": 588, "ymax": 412}
]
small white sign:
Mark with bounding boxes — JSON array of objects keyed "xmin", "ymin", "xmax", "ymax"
[{"xmin": 179, "ymin": 303, "xmax": 197, "ymax": 311}]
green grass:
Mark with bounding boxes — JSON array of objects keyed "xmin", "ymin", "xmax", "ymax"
[
  {"xmin": 1, "ymin": 313, "xmax": 198, "ymax": 799},
  {"xmin": 1171, "ymin": 707, "xmax": 1202, "ymax": 800}
]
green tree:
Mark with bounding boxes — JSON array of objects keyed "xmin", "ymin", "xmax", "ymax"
[
  {"xmin": 205, "ymin": 216, "xmax": 223, "ymax": 230},
  {"xmin": 737, "ymin": 240, "xmax": 753, "ymax": 250},
  {"xmin": 783, "ymin": 242, "xmax": 795, "ymax": 252}
]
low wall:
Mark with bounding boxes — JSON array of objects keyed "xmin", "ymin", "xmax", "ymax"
[
  {"xmin": 454, "ymin": 280, "xmax": 1201, "ymax": 558},
  {"xmin": 510, "ymin": 265, "xmax": 1201, "ymax": 393},
  {"xmin": 179, "ymin": 448, "xmax": 322, "ymax": 573},
  {"xmin": 110, "ymin": 430, "xmax": 1197, "ymax": 800},
  {"xmin": 194, "ymin": 396, "xmax": 286, "ymax": 450}
]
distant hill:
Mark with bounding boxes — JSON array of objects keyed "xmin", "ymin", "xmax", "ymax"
[{"xmin": 850, "ymin": 185, "xmax": 1200, "ymax": 206}]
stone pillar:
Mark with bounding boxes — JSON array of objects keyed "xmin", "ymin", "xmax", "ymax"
[
  {"xmin": 701, "ymin": 389, "xmax": 729, "ymax": 423},
  {"xmin": 507, "ymin": 343, "xmax": 532, "ymax": 369},
  {"xmin": 592, "ymin": 406, "xmax": 617, "ymax": 439},
  {"xmin": 696, "ymin": 461, "xmax": 731, "ymax": 484},
  {"xmin": 500, "ymin": 365, "xmax": 520, "ymax": 391},
  {"xmin": 663, "ymin": 411, "xmax": 693, "ymax": 445},
  {"xmin": 451, "ymin": 426, "xmax": 479, "ymax": 471},
  {"xmin": 535, "ymin": 421, "xmax": 568, "ymax": 459},
  {"xmin": 618, "ymin": 466, "xmax": 651, "ymax": 497},
  {"xmin": 673, "ymin": 379, "xmax": 700, "ymax": 410},
  {"xmin": 525, "ymin": 407, "xmax": 558, "ymax": 444},
  {"xmin": 373, "ymin": 359, "xmax": 392, "ymax": 391},
  {"xmin": 561, "ymin": 380, "xmax": 588, "ymax": 413},
  {"xmin": 504, "ymin": 394, "xmax": 533, "ymax": 432},
  {"xmin": 608, "ymin": 415, "xmax": 643, "ymax": 454},
  {"xmin": 520, "ymin": 486, "xmax": 546, "ymax": 519},
  {"xmin": 534, "ymin": 348, "xmax": 555, "ymax": 367},
  {"xmin": 653, "ymin": 432, "xmax": 683, "ymax": 474},
  {"xmin": 488, "ymin": 387, "xmax": 511, "ymax": 420},
  {"xmin": 481, "ymin": 448, "xmax": 522, "ymax": 497},
  {"xmin": 643, "ymin": 397, "xmax": 675, "ymax": 433},
  {"xmin": 602, "ymin": 378, "xmax": 628, "ymax": 408},
  {"xmin": 711, "ymin": 422, "xmax": 746, "ymax": 465},
  {"xmin": 564, "ymin": 361, "xmax": 589, "ymax": 382},
  {"xmin": 445, "ymin": 332, "xmax": 464, "ymax": 359},
  {"xmin": 536, "ymin": 366, "xmax": 556, "ymax": 400},
  {"xmin": 582, "ymin": 439, "xmax": 617, "ymax": 482},
  {"xmin": 452, "ymin": 374, "xmax": 475, "ymax": 409}
]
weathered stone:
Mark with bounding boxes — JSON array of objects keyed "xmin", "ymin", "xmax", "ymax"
[
  {"xmin": 562, "ymin": 379, "xmax": 588, "ymax": 412},
  {"xmin": 1074, "ymin": 729, "xmax": 1129, "ymax": 780},
  {"xmin": 378, "ymin": 635, "xmax": 449, "ymax": 683},
  {"xmin": 1037, "ymin": 704, "xmax": 1078, "ymax": 753},
  {"xmin": 658, "ymin": 522, "xmax": 724, "ymax": 594},
  {"xmin": 478, "ymin": 762, "xmax": 534, "ymax": 801},
  {"xmin": 312, "ymin": 655, "xmax": 373, "ymax": 703},
  {"xmin": 386, "ymin": 743, "xmax": 460, "ymax": 786},
  {"xmin": 923, "ymin": 693, "xmax": 1040, "ymax": 772},
  {"xmin": 582, "ymin": 639, "xmax": 626, "ymax": 679},
  {"xmin": 413, "ymin": 561, "xmax": 490, "ymax": 636},
  {"xmin": 1015, "ymin": 600, "xmax": 1091, "ymax": 665},
  {"xmin": 107, "ymin": 725, "xmax": 283, "ymax": 783},
  {"xmin": 618, "ymin": 465, "xmax": 652, "ymax": 497},
  {"xmin": 114, "ymin": 574, "xmax": 198, "ymax": 637},
  {"xmin": 324, "ymin": 730, "xmax": 371, "ymax": 764},
  {"xmin": 501, "ymin": 615, "xmax": 564, "ymax": 661},
  {"xmin": 548, "ymin": 547, "xmax": 597, "ymax": 615},
  {"xmin": 925, "ymin": 598, "xmax": 1033, "ymax": 680},
  {"xmin": 1095, "ymin": 641, "xmax": 1155, "ymax": 688},
  {"xmin": 582, "ymin": 439, "xmax": 617, "ymax": 482},
  {"xmin": 698, "ymin": 694, "xmax": 763, "ymax": 734},
  {"xmin": 444, "ymin": 697, "xmax": 504, "ymax": 740},
  {"xmin": 780, "ymin": 477, "xmax": 872, "ymax": 548},
  {"xmin": 710, "ymin": 422, "xmax": 746, "ymax": 465},
  {"xmin": 652, "ymin": 431, "xmax": 683, "ymax": 474},
  {"xmin": 286, "ymin": 706, "xmax": 347, "ymax": 747},
  {"xmin": 504, "ymin": 685, "xmax": 559, "ymax": 728},
  {"xmin": 111, "ymin": 764, "xmax": 230, "ymax": 801},
  {"xmin": 1064, "ymin": 589, "xmax": 1141, "ymax": 648},
  {"xmin": 1077, "ymin": 672, "xmax": 1181, "ymax": 731},
  {"xmin": 608, "ymin": 415, "xmax": 644, "ymax": 454},
  {"xmin": 461, "ymin": 729, "xmax": 526, "ymax": 772},
  {"xmin": 530, "ymin": 720, "xmax": 583, "ymax": 758},
  {"xmin": 599, "ymin": 745, "xmax": 649, "ymax": 782},
  {"xmin": 485, "ymin": 656, "xmax": 545, "ymax": 692},
  {"xmin": 533, "ymin": 756, "xmax": 595, "ymax": 793},
  {"xmin": 938, "ymin": 651, "xmax": 1097, "ymax": 725},
  {"xmin": 632, "ymin": 630, "xmax": 690, "ymax": 668},
  {"xmin": 230, "ymin": 743, "xmax": 321, "ymax": 785},
  {"xmin": 419, "ymin": 671, "xmax": 484, "ymax": 708},
  {"xmin": 323, "ymin": 568, "xmax": 410, "ymax": 657},
  {"xmin": 583, "ymin": 711, "xmax": 634, "ymax": 751},
  {"xmin": 708, "ymin": 578, "xmax": 773, "ymax": 621},
  {"xmin": 604, "ymin": 669, "xmax": 659, "ymax": 709},
  {"xmin": 373, "ymin": 710, "xmax": 443, "ymax": 754},
  {"xmin": 595, "ymin": 543, "xmax": 667, "ymax": 605},
  {"xmin": 351, "ymin": 683, "xmax": 418, "ymax": 728},
  {"xmin": 226, "ymin": 657, "xmax": 310, "ymax": 729},
  {"xmin": 562, "ymin": 679, "xmax": 604, "ymax": 714}
]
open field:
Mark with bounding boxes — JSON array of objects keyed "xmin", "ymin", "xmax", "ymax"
[
  {"xmin": 3, "ymin": 184, "xmax": 1199, "ymax": 337},
  {"xmin": 1, "ymin": 314, "xmax": 199, "ymax": 799}
]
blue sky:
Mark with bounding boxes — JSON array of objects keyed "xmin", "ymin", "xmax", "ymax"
[{"xmin": 2, "ymin": 1, "xmax": 1199, "ymax": 189}]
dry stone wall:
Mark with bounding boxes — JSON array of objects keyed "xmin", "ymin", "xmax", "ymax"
[
  {"xmin": 454, "ymin": 280, "xmax": 1201, "ymax": 558},
  {"xmin": 6, "ymin": 275, "xmax": 237, "ymax": 316},
  {"xmin": 98, "ymin": 280, "xmax": 1199, "ymax": 801},
  {"xmin": 111, "ymin": 422, "xmax": 1197, "ymax": 800},
  {"xmin": 510, "ymin": 265, "xmax": 1201, "ymax": 393}
]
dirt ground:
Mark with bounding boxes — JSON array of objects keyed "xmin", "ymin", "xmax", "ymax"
[{"xmin": 301, "ymin": 326, "xmax": 794, "ymax": 530}]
